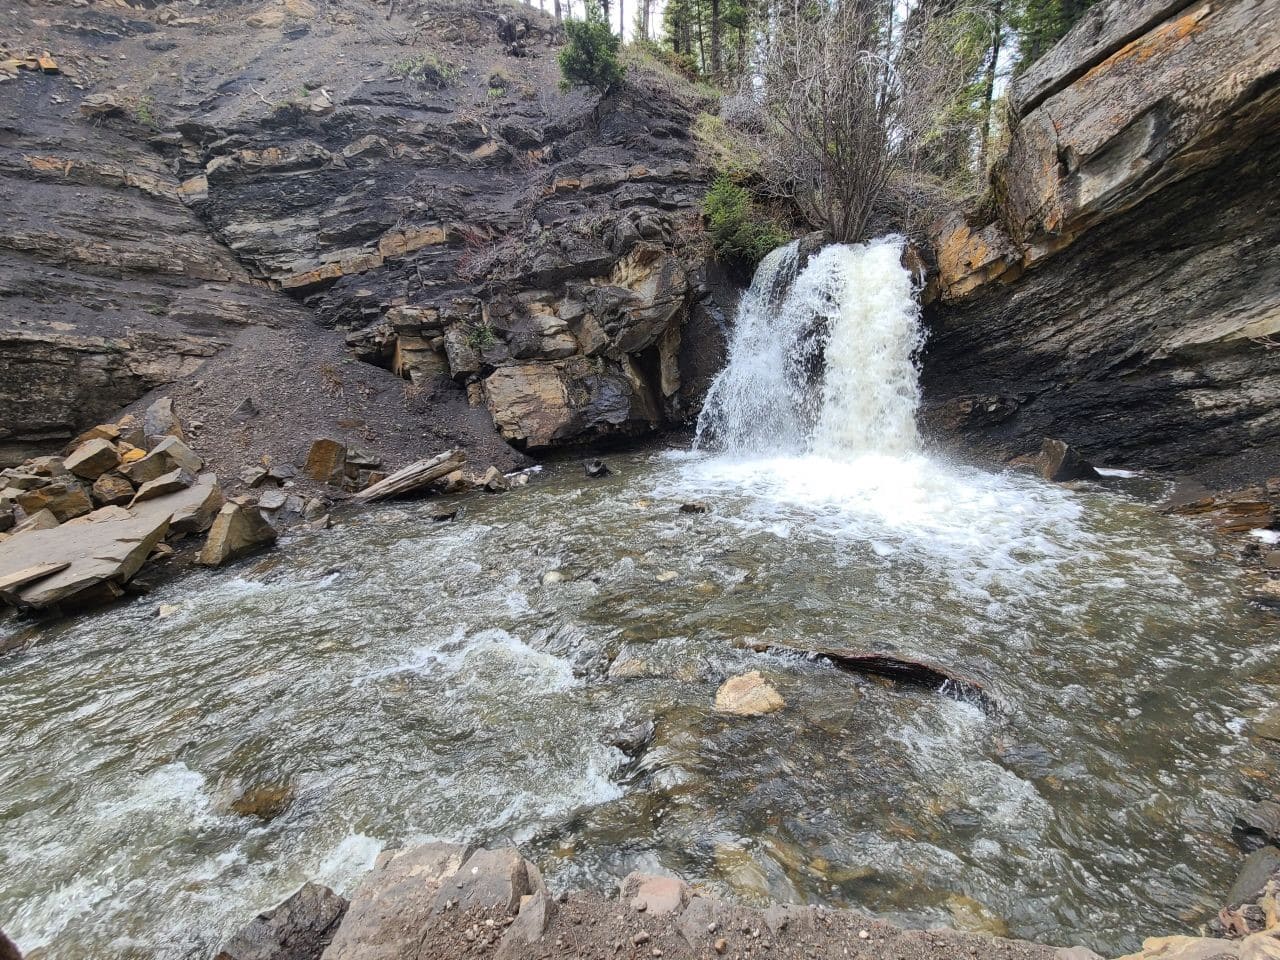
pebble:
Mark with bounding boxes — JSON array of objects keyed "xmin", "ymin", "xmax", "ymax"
[
  {"xmin": 633, "ymin": 931, "xmax": 650, "ymax": 945},
  {"xmin": 859, "ymin": 929, "xmax": 870, "ymax": 940},
  {"xmin": 714, "ymin": 939, "xmax": 728, "ymax": 954}
]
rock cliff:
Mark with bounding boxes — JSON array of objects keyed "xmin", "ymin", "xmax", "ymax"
[
  {"xmin": 0, "ymin": 0, "xmax": 729, "ymax": 471},
  {"xmin": 922, "ymin": 0, "xmax": 1280, "ymax": 481}
]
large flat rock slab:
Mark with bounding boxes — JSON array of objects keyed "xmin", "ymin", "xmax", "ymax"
[{"xmin": 0, "ymin": 476, "xmax": 222, "ymax": 609}]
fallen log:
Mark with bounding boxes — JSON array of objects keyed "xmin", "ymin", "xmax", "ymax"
[
  {"xmin": 353, "ymin": 449, "xmax": 465, "ymax": 503},
  {"xmin": 762, "ymin": 643, "xmax": 997, "ymax": 713}
]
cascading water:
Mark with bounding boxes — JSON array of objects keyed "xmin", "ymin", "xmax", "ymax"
[{"xmin": 695, "ymin": 237, "xmax": 924, "ymax": 459}]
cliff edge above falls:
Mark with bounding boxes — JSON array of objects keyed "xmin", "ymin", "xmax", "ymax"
[
  {"xmin": 0, "ymin": 0, "xmax": 731, "ymax": 476},
  {"xmin": 922, "ymin": 0, "xmax": 1280, "ymax": 484}
]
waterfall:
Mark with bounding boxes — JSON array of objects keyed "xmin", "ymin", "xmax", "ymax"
[{"xmin": 695, "ymin": 237, "xmax": 924, "ymax": 459}]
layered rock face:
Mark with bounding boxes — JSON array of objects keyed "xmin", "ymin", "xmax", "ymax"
[
  {"xmin": 0, "ymin": 70, "xmax": 283, "ymax": 466},
  {"xmin": 923, "ymin": 0, "xmax": 1280, "ymax": 479},
  {"xmin": 1, "ymin": 0, "xmax": 728, "ymax": 469}
]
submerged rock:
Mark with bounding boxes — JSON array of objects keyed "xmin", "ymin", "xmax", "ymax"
[
  {"xmin": 229, "ymin": 783, "xmax": 296, "ymax": 821},
  {"xmin": 715, "ymin": 671, "xmax": 785, "ymax": 716},
  {"xmin": 214, "ymin": 882, "xmax": 347, "ymax": 960},
  {"xmin": 584, "ymin": 458, "xmax": 612, "ymax": 478},
  {"xmin": 1234, "ymin": 801, "xmax": 1280, "ymax": 852}
]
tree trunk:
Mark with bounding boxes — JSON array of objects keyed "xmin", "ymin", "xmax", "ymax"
[
  {"xmin": 710, "ymin": 0, "xmax": 722, "ymax": 76},
  {"xmin": 978, "ymin": 0, "xmax": 1003, "ymax": 171},
  {"xmin": 694, "ymin": 0, "xmax": 707, "ymax": 74},
  {"xmin": 619, "ymin": 0, "xmax": 624, "ymax": 37},
  {"xmin": 553, "ymin": 0, "xmax": 562, "ymax": 21}
]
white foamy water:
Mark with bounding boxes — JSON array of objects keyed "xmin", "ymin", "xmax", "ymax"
[{"xmin": 697, "ymin": 237, "xmax": 924, "ymax": 458}]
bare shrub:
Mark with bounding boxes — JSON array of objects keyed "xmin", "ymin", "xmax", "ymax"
[{"xmin": 752, "ymin": 0, "xmax": 985, "ymax": 242}]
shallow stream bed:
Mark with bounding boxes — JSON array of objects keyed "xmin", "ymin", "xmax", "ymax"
[{"xmin": 1, "ymin": 445, "xmax": 1277, "ymax": 958}]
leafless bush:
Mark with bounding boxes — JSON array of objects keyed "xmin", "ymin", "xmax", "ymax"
[{"xmin": 753, "ymin": 0, "xmax": 984, "ymax": 242}]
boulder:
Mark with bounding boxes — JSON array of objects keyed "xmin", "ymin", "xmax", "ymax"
[
  {"xmin": 304, "ymin": 439, "xmax": 347, "ymax": 484},
  {"xmin": 64, "ymin": 438, "xmax": 121, "ymax": 479},
  {"xmin": 121, "ymin": 436, "xmax": 203, "ymax": 485},
  {"xmin": 584, "ymin": 458, "xmax": 611, "ymax": 478},
  {"xmin": 1235, "ymin": 801, "xmax": 1280, "ymax": 852},
  {"xmin": 622, "ymin": 873, "xmax": 690, "ymax": 917},
  {"xmin": 434, "ymin": 847, "xmax": 531, "ymax": 915},
  {"xmin": 1037, "ymin": 438, "xmax": 1100, "ymax": 483},
  {"xmin": 16, "ymin": 481, "xmax": 93, "ymax": 523},
  {"xmin": 1224, "ymin": 846, "xmax": 1280, "ymax": 908},
  {"xmin": 215, "ymin": 883, "xmax": 348, "ymax": 960},
  {"xmin": 92, "ymin": 473, "xmax": 135, "ymax": 507},
  {"xmin": 10, "ymin": 509, "xmax": 59, "ymax": 535},
  {"xmin": 199, "ymin": 503, "xmax": 278, "ymax": 567},
  {"xmin": 481, "ymin": 466, "xmax": 509, "ymax": 493},
  {"xmin": 167, "ymin": 473, "xmax": 225, "ymax": 535},
  {"xmin": 131, "ymin": 468, "xmax": 195, "ymax": 504},
  {"xmin": 321, "ymin": 843, "xmax": 468, "ymax": 960},
  {"xmin": 142, "ymin": 397, "xmax": 186, "ymax": 447},
  {"xmin": 0, "ymin": 929, "xmax": 21, "ymax": 960},
  {"xmin": 714, "ymin": 672, "xmax": 785, "ymax": 716},
  {"xmin": 0, "ymin": 505, "xmax": 172, "ymax": 609}
]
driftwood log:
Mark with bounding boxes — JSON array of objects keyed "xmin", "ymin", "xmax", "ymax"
[
  {"xmin": 764, "ymin": 643, "xmax": 997, "ymax": 713},
  {"xmin": 353, "ymin": 449, "xmax": 465, "ymax": 503}
]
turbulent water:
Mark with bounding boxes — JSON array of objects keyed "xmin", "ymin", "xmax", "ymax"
[{"xmin": 2, "ymin": 241, "xmax": 1277, "ymax": 959}]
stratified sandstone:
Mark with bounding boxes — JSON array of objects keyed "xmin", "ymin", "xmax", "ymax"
[{"xmin": 923, "ymin": 0, "xmax": 1280, "ymax": 479}]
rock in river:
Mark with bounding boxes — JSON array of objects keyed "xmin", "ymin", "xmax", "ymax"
[
  {"xmin": 214, "ymin": 882, "xmax": 347, "ymax": 960},
  {"xmin": 199, "ymin": 503, "xmax": 278, "ymax": 567},
  {"xmin": 715, "ymin": 671, "xmax": 785, "ymax": 716}
]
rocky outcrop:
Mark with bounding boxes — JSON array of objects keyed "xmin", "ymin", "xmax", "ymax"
[
  {"xmin": 0, "ymin": 72, "xmax": 284, "ymax": 467},
  {"xmin": 1, "ymin": 0, "xmax": 732, "ymax": 475},
  {"xmin": 922, "ymin": 0, "xmax": 1280, "ymax": 479}
]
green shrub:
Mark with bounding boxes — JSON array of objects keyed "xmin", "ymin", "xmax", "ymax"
[
  {"xmin": 558, "ymin": 4, "xmax": 622, "ymax": 95},
  {"xmin": 703, "ymin": 175, "xmax": 789, "ymax": 270},
  {"xmin": 391, "ymin": 53, "xmax": 459, "ymax": 89}
]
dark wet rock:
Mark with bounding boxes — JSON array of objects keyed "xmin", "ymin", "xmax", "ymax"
[
  {"xmin": 0, "ymin": 929, "xmax": 21, "ymax": 960},
  {"xmin": 679, "ymin": 501, "xmax": 709, "ymax": 514},
  {"xmin": 1037, "ymin": 439, "xmax": 1100, "ymax": 483},
  {"xmin": 1224, "ymin": 846, "xmax": 1280, "ymax": 908},
  {"xmin": 922, "ymin": 0, "xmax": 1280, "ymax": 480},
  {"xmin": 765, "ymin": 643, "xmax": 996, "ymax": 712},
  {"xmin": 608, "ymin": 718, "xmax": 656, "ymax": 758},
  {"xmin": 1234, "ymin": 800, "xmax": 1280, "ymax": 852},
  {"xmin": 214, "ymin": 882, "xmax": 347, "ymax": 960},
  {"xmin": 584, "ymin": 458, "xmax": 612, "ymax": 478}
]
